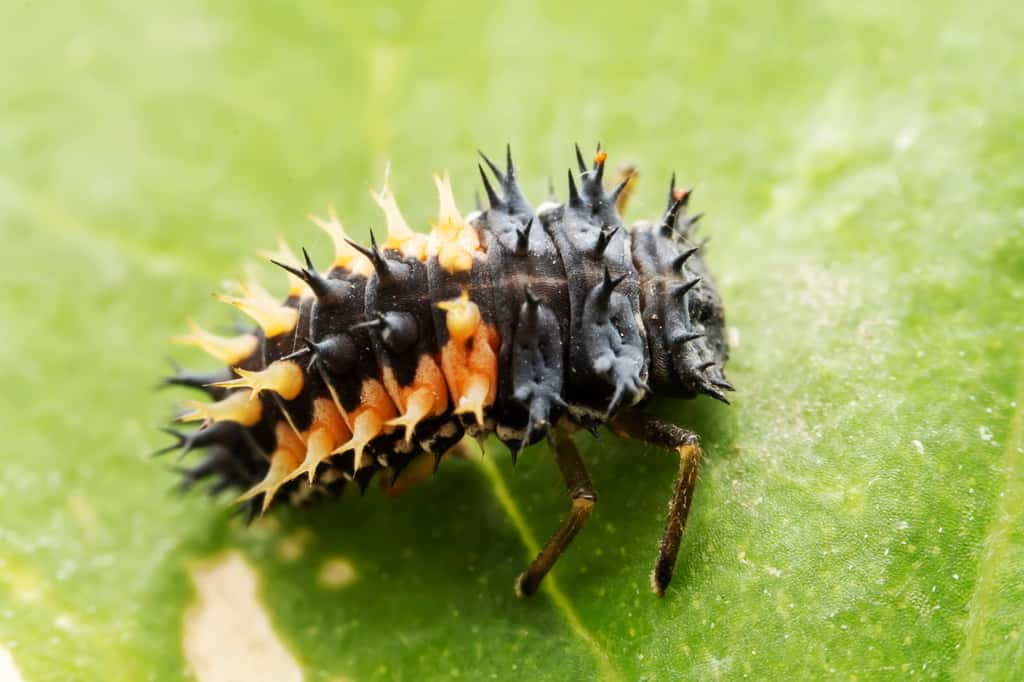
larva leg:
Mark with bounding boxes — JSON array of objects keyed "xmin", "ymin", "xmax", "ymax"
[
  {"xmin": 380, "ymin": 437, "xmax": 476, "ymax": 498},
  {"xmin": 515, "ymin": 429, "xmax": 596, "ymax": 597},
  {"xmin": 611, "ymin": 410, "xmax": 702, "ymax": 597}
]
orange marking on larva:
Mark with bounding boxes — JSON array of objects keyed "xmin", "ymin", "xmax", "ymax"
[
  {"xmin": 237, "ymin": 421, "xmax": 306, "ymax": 513},
  {"xmin": 382, "ymin": 357, "xmax": 449, "ymax": 443},
  {"xmin": 595, "ymin": 150, "xmax": 607, "ymax": 165},
  {"xmin": 372, "ymin": 180, "xmax": 428, "ymax": 261},
  {"xmin": 332, "ymin": 378, "xmax": 398, "ymax": 471},
  {"xmin": 431, "ymin": 171, "xmax": 464, "ymax": 241},
  {"xmin": 437, "ymin": 290, "xmax": 478, "ymax": 343},
  {"xmin": 171, "ymin": 319, "xmax": 258, "ymax": 366},
  {"xmin": 436, "ymin": 291, "xmax": 499, "ymax": 423},
  {"xmin": 354, "ymin": 377, "xmax": 399, "ymax": 429},
  {"xmin": 210, "ymin": 360, "xmax": 305, "ymax": 401},
  {"xmin": 287, "ymin": 398, "xmax": 351, "ymax": 484},
  {"xmin": 309, "ymin": 208, "xmax": 374, "ymax": 277},
  {"xmin": 338, "ymin": 411, "xmax": 382, "ymax": 472},
  {"xmin": 439, "ymin": 320, "xmax": 499, "ymax": 426},
  {"xmin": 216, "ymin": 277, "xmax": 299, "ymax": 338},
  {"xmin": 672, "ymin": 187, "xmax": 690, "ymax": 203},
  {"xmin": 179, "ymin": 389, "xmax": 263, "ymax": 427},
  {"xmin": 386, "ymin": 389, "xmax": 433, "ymax": 443},
  {"xmin": 429, "ymin": 172, "xmax": 482, "ymax": 273},
  {"xmin": 437, "ymin": 243, "xmax": 474, "ymax": 273},
  {"xmin": 258, "ymin": 238, "xmax": 311, "ymax": 298}
]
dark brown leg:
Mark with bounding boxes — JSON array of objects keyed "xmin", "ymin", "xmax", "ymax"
[
  {"xmin": 515, "ymin": 429, "xmax": 596, "ymax": 597},
  {"xmin": 611, "ymin": 410, "xmax": 702, "ymax": 597}
]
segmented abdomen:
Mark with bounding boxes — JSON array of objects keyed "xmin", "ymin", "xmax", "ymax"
[{"xmin": 165, "ymin": 144, "xmax": 730, "ymax": 518}]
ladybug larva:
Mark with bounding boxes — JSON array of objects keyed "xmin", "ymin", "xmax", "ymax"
[{"xmin": 161, "ymin": 144, "xmax": 732, "ymax": 597}]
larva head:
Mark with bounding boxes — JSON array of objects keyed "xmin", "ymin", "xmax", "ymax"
[
  {"xmin": 669, "ymin": 250, "xmax": 731, "ymax": 402},
  {"xmin": 636, "ymin": 175, "xmax": 732, "ymax": 403}
]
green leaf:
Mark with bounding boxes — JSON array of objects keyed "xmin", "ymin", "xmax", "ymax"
[{"xmin": 2, "ymin": 1, "xmax": 1022, "ymax": 680}]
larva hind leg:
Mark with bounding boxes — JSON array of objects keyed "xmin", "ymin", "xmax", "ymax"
[
  {"xmin": 379, "ymin": 437, "xmax": 476, "ymax": 498},
  {"xmin": 515, "ymin": 429, "xmax": 596, "ymax": 597},
  {"xmin": 610, "ymin": 410, "xmax": 702, "ymax": 597}
]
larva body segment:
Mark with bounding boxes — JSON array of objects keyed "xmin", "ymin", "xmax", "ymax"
[{"xmin": 164, "ymin": 143, "xmax": 731, "ymax": 596}]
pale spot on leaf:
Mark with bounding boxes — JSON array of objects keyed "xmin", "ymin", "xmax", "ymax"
[
  {"xmin": 318, "ymin": 557, "xmax": 356, "ymax": 590},
  {"xmin": 0, "ymin": 559, "xmax": 45, "ymax": 603},
  {"xmin": 67, "ymin": 493, "xmax": 99, "ymax": 541},
  {"xmin": 277, "ymin": 528, "xmax": 313, "ymax": 562},
  {"xmin": 0, "ymin": 646, "xmax": 25, "ymax": 682},
  {"xmin": 184, "ymin": 551, "xmax": 302, "ymax": 682}
]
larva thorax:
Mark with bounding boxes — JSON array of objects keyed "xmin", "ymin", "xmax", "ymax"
[{"xmin": 165, "ymin": 144, "xmax": 731, "ymax": 518}]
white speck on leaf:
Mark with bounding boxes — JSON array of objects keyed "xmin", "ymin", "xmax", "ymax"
[
  {"xmin": 894, "ymin": 125, "xmax": 919, "ymax": 151},
  {"xmin": 53, "ymin": 614, "xmax": 74, "ymax": 632}
]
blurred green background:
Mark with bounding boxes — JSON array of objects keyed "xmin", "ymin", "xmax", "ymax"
[{"xmin": 1, "ymin": 1, "xmax": 1022, "ymax": 680}]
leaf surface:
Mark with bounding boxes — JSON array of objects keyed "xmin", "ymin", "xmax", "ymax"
[{"xmin": 1, "ymin": 1, "xmax": 1022, "ymax": 679}]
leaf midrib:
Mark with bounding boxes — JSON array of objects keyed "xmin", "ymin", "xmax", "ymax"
[
  {"xmin": 477, "ymin": 455, "xmax": 622, "ymax": 681},
  {"xmin": 955, "ymin": 351, "xmax": 1024, "ymax": 678}
]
